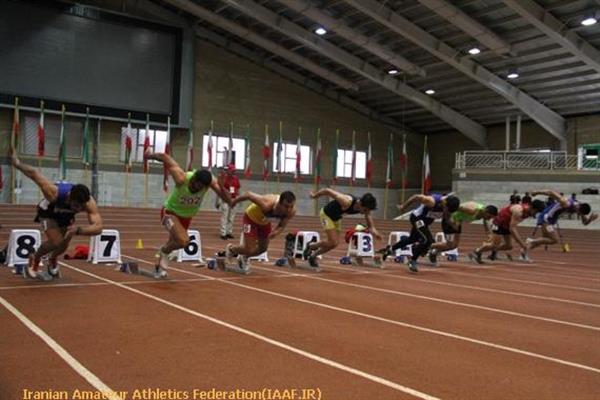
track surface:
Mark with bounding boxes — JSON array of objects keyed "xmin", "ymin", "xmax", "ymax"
[{"xmin": 1, "ymin": 205, "xmax": 599, "ymax": 400}]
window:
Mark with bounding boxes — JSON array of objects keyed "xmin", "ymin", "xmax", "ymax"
[
  {"xmin": 121, "ymin": 127, "xmax": 168, "ymax": 163},
  {"xmin": 21, "ymin": 113, "xmax": 82, "ymax": 158},
  {"xmin": 336, "ymin": 149, "xmax": 366, "ymax": 179},
  {"xmin": 201, "ymin": 135, "xmax": 246, "ymax": 169},
  {"xmin": 271, "ymin": 142, "xmax": 311, "ymax": 174}
]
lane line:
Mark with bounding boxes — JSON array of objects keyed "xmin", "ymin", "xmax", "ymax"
[
  {"xmin": 0, "ymin": 295, "xmax": 123, "ymax": 400},
  {"xmin": 58, "ymin": 261, "xmax": 441, "ymax": 400},
  {"xmin": 121, "ymin": 254, "xmax": 600, "ymax": 374}
]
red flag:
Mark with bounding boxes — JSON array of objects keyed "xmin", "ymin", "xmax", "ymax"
[
  {"xmin": 366, "ymin": 132, "xmax": 373, "ymax": 186},
  {"xmin": 12, "ymin": 98, "xmax": 20, "ymax": 148},
  {"xmin": 143, "ymin": 114, "xmax": 150, "ymax": 173},
  {"xmin": 401, "ymin": 134, "xmax": 408, "ymax": 189},
  {"xmin": 262, "ymin": 128, "xmax": 270, "ymax": 180},
  {"xmin": 163, "ymin": 117, "xmax": 171, "ymax": 192},
  {"xmin": 422, "ymin": 135, "xmax": 431, "ymax": 194},
  {"xmin": 37, "ymin": 102, "xmax": 45, "ymax": 157}
]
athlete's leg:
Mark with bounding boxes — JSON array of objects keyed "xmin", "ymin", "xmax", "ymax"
[
  {"xmin": 527, "ymin": 224, "xmax": 559, "ymax": 250},
  {"xmin": 310, "ymin": 229, "xmax": 339, "ymax": 256}
]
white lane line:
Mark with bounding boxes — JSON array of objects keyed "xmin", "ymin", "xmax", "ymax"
[
  {"xmin": 0, "ymin": 295, "xmax": 123, "ymax": 400},
  {"xmin": 122, "ymin": 254, "xmax": 600, "ymax": 375},
  {"xmin": 58, "ymin": 261, "xmax": 441, "ymax": 400}
]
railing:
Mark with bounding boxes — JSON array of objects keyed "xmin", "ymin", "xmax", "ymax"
[{"xmin": 455, "ymin": 151, "xmax": 583, "ymax": 170}]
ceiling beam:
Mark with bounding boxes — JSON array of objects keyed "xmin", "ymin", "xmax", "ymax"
[
  {"xmin": 417, "ymin": 0, "xmax": 512, "ymax": 55},
  {"xmin": 216, "ymin": 0, "xmax": 488, "ymax": 146},
  {"xmin": 162, "ymin": 0, "xmax": 358, "ymax": 91},
  {"xmin": 345, "ymin": 0, "xmax": 566, "ymax": 143},
  {"xmin": 279, "ymin": 0, "xmax": 425, "ymax": 76},
  {"xmin": 503, "ymin": 0, "xmax": 600, "ymax": 76}
]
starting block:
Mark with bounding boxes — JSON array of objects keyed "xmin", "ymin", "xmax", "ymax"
[
  {"xmin": 118, "ymin": 262, "xmax": 162, "ymax": 279},
  {"xmin": 88, "ymin": 230, "xmax": 122, "ymax": 264},
  {"xmin": 215, "ymin": 256, "xmax": 250, "ymax": 275},
  {"xmin": 342, "ymin": 232, "xmax": 383, "ymax": 268},
  {"xmin": 388, "ymin": 231, "xmax": 412, "ymax": 263},
  {"xmin": 240, "ymin": 232, "xmax": 268, "ymax": 263},
  {"xmin": 435, "ymin": 232, "xmax": 459, "ymax": 261},
  {"xmin": 276, "ymin": 233, "xmax": 321, "ymax": 271}
]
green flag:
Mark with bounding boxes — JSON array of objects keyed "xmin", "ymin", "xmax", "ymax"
[
  {"xmin": 82, "ymin": 108, "xmax": 90, "ymax": 166},
  {"xmin": 58, "ymin": 105, "xmax": 67, "ymax": 180}
]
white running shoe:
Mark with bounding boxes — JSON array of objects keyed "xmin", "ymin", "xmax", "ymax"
[
  {"xmin": 158, "ymin": 249, "xmax": 170, "ymax": 270},
  {"xmin": 154, "ymin": 265, "xmax": 168, "ymax": 279},
  {"xmin": 225, "ymin": 243, "xmax": 235, "ymax": 263}
]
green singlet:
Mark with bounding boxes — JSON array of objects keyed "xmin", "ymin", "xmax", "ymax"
[
  {"xmin": 163, "ymin": 170, "xmax": 209, "ymax": 218},
  {"xmin": 452, "ymin": 202, "xmax": 485, "ymax": 223}
]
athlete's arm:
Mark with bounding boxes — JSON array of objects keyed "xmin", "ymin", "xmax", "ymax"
[
  {"xmin": 210, "ymin": 177, "xmax": 232, "ymax": 206},
  {"xmin": 310, "ymin": 188, "xmax": 338, "ymax": 199},
  {"xmin": 509, "ymin": 206, "xmax": 527, "ymax": 250},
  {"xmin": 396, "ymin": 195, "xmax": 433, "ymax": 214},
  {"xmin": 582, "ymin": 213, "xmax": 598, "ymax": 226},
  {"xmin": 233, "ymin": 191, "xmax": 270, "ymax": 210},
  {"xmin": 269, "ymin": 209, "xmax": 296, "ymax": 239},
  {"xmin": 144, "ymin": 151, "xmax": 186, "ymax": 186},
  {"xmin": 10, "ymin": 146, "xmax": 57, "ymax": 201},
  {"xmin": 532, "ymin": 190, "xmax": 563, "ymax": 203},
  {"xmin": 64, "ymin": 198, "xmax": 103, "ymax": 241},
  {"xmin": 364, "ymin": 212, "xmax": 383, "ymax": 240}
]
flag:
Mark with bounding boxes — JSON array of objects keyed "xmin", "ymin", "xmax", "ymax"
[
  {"xmin": 186, "ymin": 118, "xmax": 194, "ymax": 171},
  {"xmin": 124, "ymin": 113, "xmax": 132, "ymax": 171},
  {"xmin": 262, "ymin": 127, "xmax": 270, "ymax": 180},
  {"xmin": 37, "ymin": 101, "xmax": 45, "ymax": 157},
  {"xmin": 0, "ymin": 166, "xmax": 3, "ymax": 191},
  {"xmin": 276, "ymin": 122, "xmax": 283, "ymax": 174},
  {"xmin": 228, "ymin": 121, "xmax": 234, "ymax": 165},
  {"xmin": 332, "ymin": 129, "xmax": 339, "ymax": 184},
  {"xmin": 12, "ymin": 97, "xmax": 20, "ymax": 149},
  {"xmin": 163, "ymin": 116, "xmax": 171, "ymax": 192},
  {"xmin": 366, "ymin": 132, "xmax": 373, "ymax": 186},
  {"xmin": 244, "ymin": 124, "xmax": 251, "ymax": 178},
  {"xmin": 400, "ymin": 134, "xmax": 408, "ymax": 189},
  {"xmin": 207, "ymin": 121, "xmax": 214, "ymax": 169},
  {"xmin": 82, "ymin": 108, "xmax": 90, "ymax": 166},
  {"xmin": 422, "ymin": 135, "xmax": 431, "ymax": 194},
  {"xmin": 315, "ymin": 129, "xmax": 322, "ymax": 184},
  {"xmin": 294, "ymin": 128, "xmax": 301, "ymax": 182},
  {"xmin": 143, "ymin": 114, "xmax": 150, "ymax": 173},
  {"xmin": 386, "ymin": 133, "xmax": 393, "ymax": 188},
  {"xmin": 58, "ymin": 105, "xmax": 67, "ymax": 180},
  {"xmin": 350, "ymin": 130, "xmax": 356, "ymax": 185}
]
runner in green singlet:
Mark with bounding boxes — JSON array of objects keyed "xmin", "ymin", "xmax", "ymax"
[
  {"xmin": 428, "ymin": 201, "xmax": 497, "ymax": 265},
  {"xmin": 145, "ymin": 149, "xmax": 231, "ymax": 277}
]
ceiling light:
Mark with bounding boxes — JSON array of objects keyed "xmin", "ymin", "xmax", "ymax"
[
  {"xmin": 388, "ymin": 69, "xmax": 399, "ymax": 75},
  {"xmin": 468, "ymin": 47, "xmax": 481, "ymax": 55},
  {"xmin": 425, "ymin": 89, "xmax": 435, "ymax": 95},
  {"xmin": 581, "ymin": 16, "xmax": 597, "ymax": 26},
  {"xmin": 315, "ymin": 27, "xmax": 327, "ymax": 35},
  {"xmin": 507, "ymin": 72, "xmax": 519, "ymax": 79}
]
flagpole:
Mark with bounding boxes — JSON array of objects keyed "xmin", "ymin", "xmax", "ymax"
[
  {"xmin": 10, "ymin": 97, "xmax": 19, "ymax": 204},
  {"xmin": 295, "ymin": 126, "xmax": 301, "ymax": 196},
  {"xmin": 37, "ymin": 100, "xmax": 44, "ymax": 198},
  {"xmin": 384, "ymin": 185, "xmax": 389, "ymax": 220},
  {"xmin": 401, "ymin": 133, "xmax": 407, "ymax": 204},
  {"xmin": 83, "ymin": 107, "xmax": 91, "ymax": 189},
  {"xmin": 383, "ymin": 133, "xmax": 393, "ymax": 220},
  {"xmin": 124, "ymin": 113, "xmax": 132, "ymax": 207},
  {"xmin": 314, "ymin": 128, "xmax": 320, "ymax": 216},
  {"xmin": 422, "ymin": 135, "xmax": 427, "ymax": 194},
  {"xmin": 277, "ymin": 121, "xmax": 282, "ymax": 193},
  {"xmin": 264, "ymin": 123, "xmax": 268, "ymax": 193}
]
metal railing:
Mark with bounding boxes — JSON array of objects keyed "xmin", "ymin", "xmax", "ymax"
[{"xmin": 455, "ymin": 151, "xmax": 582, "ymax": 170}]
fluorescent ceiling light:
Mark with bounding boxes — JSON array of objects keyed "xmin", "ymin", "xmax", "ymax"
[
  {"xmin": 581, "ymin": 17, "xmax": 597, "ymax": 26},
  {"xmin": 468, "ymin": 47, "xmax": 481, "ymax": 55},
  {"xmin": 425, "ymin": 89, "xmax": 435, "ymax": 95},
  {"xmin": 388, "ymin": 69, "xmax": 399, "ymax": 75},
  {"xmin": 315, "ymin": 27, "xmax": 327, "ymax": 35},
  {"xmin": 507, "ymin": 72, "xmax": 519, "ymax": 79}
]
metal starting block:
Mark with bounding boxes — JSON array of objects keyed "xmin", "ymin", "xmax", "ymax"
[
  {"xmin": 434, "ymin": 232, "xmax": 459, "ymax": 261},
  {"xmin": 340, "ymin": 255, "xmax": 383, "ymax": 268},
  {"xmin": 215, "ymin": 256, "xmax": 250, "ymax": 275},
  {"xmin": 118, "ymin": 262, "xmax": 162, "ymax": 279},
  {"xmin": 276, "ymin": 233, "xmax": 321, "ymax": 272}
]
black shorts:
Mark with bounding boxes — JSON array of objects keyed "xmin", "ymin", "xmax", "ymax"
[
  {"xmin": 35, "ymin": 208, "xmax": 75, "ymax": 228},
  {"xmin": 442, "ymin": 219, "xmax": 462, "ymax": 235},
  {"xmin": 491, "ymin": 223, "xmax": 510, "ymax": 236}
]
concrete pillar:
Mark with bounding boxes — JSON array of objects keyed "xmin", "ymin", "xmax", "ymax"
[
  {"xmin": 516, "ymin": 115, "xmax": 522, "ymax": 150},
  {"xmin": 505, "ymin": 115, "xmax": 511, "ymax": 151}
]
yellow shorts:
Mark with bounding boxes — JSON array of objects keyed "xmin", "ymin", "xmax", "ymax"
[{"xmin": 319, "ymin": 208, "xmax": 341, "ymax": 231}]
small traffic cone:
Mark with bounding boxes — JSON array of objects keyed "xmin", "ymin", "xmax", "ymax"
[
  {"xmin": 135, "ymin": 239, "xmax": 144, "ymax": 249},
  {"xmin": 562, "ymin": 243, "xmax": 570, "ymax": 253}
]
